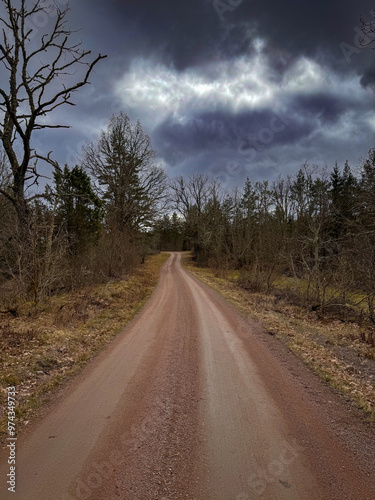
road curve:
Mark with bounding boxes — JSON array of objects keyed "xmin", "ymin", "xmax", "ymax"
[{"xmin": 1, "ymin": 252, "xmax": 375, "ymax": 499}]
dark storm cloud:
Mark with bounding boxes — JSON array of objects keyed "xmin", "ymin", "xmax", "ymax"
[
  {"xmin": 153, "ymin": 106, "xmax": 317, "ymax": 182},
  {"xmin": 154, "ymin": 107, "xmax": 315, "ymax": 157},
  {"xmin": 360, "ymin": 66, "xmax": 375, "ymax": 90},
  {"xmin": 262, "ymin": 44, "xmax": 297, "ymax": 84},
  {"xmin": 150, "ymin": 71, "xmax": 375, "ymax": 184},
  {"xmin": 77, "ymin": 0, "xmax": 223, "ymax": 70},
  {"xmin": 17, "ymin": 0, "xmax": 375, "ymax": 187},
  {"xmin": 289, "ymin": 94, "xmax": 355, "ymax": 123},
  {"xmin": 153, "ymin": 86, "xmax": 363, "ymax": 159},
  {"xmin": 78, "ymin": 0, "xmax": 375, "ymax": 74},
  {"xmin": 153, "ymin": 112, "xmax": 237, "ymax": 156}
]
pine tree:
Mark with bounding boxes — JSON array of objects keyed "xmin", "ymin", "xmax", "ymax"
[{"xmin": 54, "ymin": 165, "xmax": 102, "ymax": 256}]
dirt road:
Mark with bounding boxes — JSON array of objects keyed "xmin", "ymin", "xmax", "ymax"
[{"xmin": 1, "ymin": 252, "xmax": 375, "ymax": 499}]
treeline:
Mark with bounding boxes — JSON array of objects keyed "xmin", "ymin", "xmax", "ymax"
[
  {"xmin": 0, "ymin": 113, "xmax": 167, "ymax": 305},
  {"xmin": 1, "ymin": 0, "xmax": 374, "ymax": 329},
  {"xmin": 166, "ymin": 153, "xmax": 375, "ymax": 324},
  {"xmin": 1, "ymin": 109, "xmax": 375, "ymax": 327}
]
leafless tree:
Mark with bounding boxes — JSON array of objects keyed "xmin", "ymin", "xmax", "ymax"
[
  {"xmin": 360, "ymin": 10, "xmax": 375, "ymax": 47},
  {"xmin": 169, "ymin": 174, "xmax": 211, "ymax": 217},
  {"xmin": 0, "ymin": 145, "xmax": 10, "ymax": 189},
  {"xmin": 0, "ymin": 0, "xmax": 106, "ymax": 226},
  {"xmin": 169, "ymin": 174, "xmax": 225, "ymax": 262}
]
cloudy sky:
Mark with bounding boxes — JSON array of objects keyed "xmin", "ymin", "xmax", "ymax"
[{"xmin": 30, "ymin": 0, "xmax": 375, "ymax": 188}]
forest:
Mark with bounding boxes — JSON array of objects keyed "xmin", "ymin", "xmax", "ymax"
[
  {"xmin": 1, "ymin": 110, "xmax": 375, "ymax": 332},
  {"xmin": 0, "ymin": 0, "xmax": 374, "ymax": 332},
  {"xmin": 162, "ymin": 151, "xmax": 375, "ymax": 327}
]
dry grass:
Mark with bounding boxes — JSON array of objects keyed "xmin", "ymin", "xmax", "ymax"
[
  {"xmin": 183, "ymin": 254, "xmax": 375, "ymax": 422},
  {"xmin": 0, "ymin": 253, "xmax": 169, "ymax": 440}
]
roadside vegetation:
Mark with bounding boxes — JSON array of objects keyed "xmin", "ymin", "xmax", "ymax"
[
  {"xmin": 0, "ymin": 0, "xmax": 374, "ymax": 436},
  {"xmin": 165, "ymin": 158, "xmax": 375, "ymax": 422},
  {"xmin": 183, "ymin": 253, "xmax": 375, "ymax": 423},
  {"xmin": 167, "ymin": 156, "xmax": 375, "ymax": 333},
  {"xmin": 0, "ymin": 253, "xmax": 168, "ymax": 441}
]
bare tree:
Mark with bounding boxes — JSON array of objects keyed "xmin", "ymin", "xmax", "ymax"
[
  {"xmin": 169, "ymin": 174, "xmax": 211, "ymax": 217},
  {"xmin": 0, "ymin": 0, "xmax": 106, "ymax": 226},
  {"xmin": 0, "ymin": 145, "xmax": 10, "ymax": 189},
  {"xmin": 360, "ymin": 10, "xmax": 375, "ymax": 47},
  {"xmin": 169, "ymin": 174, "xmax": 223, "ymax": 262}
]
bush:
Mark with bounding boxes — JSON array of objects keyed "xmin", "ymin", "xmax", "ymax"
[{"xmin": 237, "ymin": 270, "xmax": 266, "ymax": 293}]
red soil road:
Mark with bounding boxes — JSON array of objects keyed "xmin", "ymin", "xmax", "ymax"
[{"xmin": 1, "ymin": 252, "xmax": 375, "ymax": 499}]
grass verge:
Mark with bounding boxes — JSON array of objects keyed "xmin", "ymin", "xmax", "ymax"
[
  {"xmin": 0, "ymin": 253, "xmax": 169, "ymax": 442},
  {"xmin": 183, "ymin": 253, "xmax": 375, "ymax": 423}
]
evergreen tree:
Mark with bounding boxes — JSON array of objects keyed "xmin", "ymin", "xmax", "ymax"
[
  {"xmin": 329, "ymin": 161, "xmax": 357, "ymax": 238},
  {"xmin": 83, "ymin": 113, "xmax": 167, "ymax": 233},
  {"xmin": 153, "ymin": 213, "xmax": 184, "ymax": 251},
  {"xmin": 54, "ymin": 165, "xmax": 102, "ymax": 256},
  {"xmin": 360, "ymin": 149, "xmax": 375, "ymax": 220}
]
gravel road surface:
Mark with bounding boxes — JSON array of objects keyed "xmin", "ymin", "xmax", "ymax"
[{"xmin": 1, "ymin": 252, "xmax": 375, "ymax": 499}]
